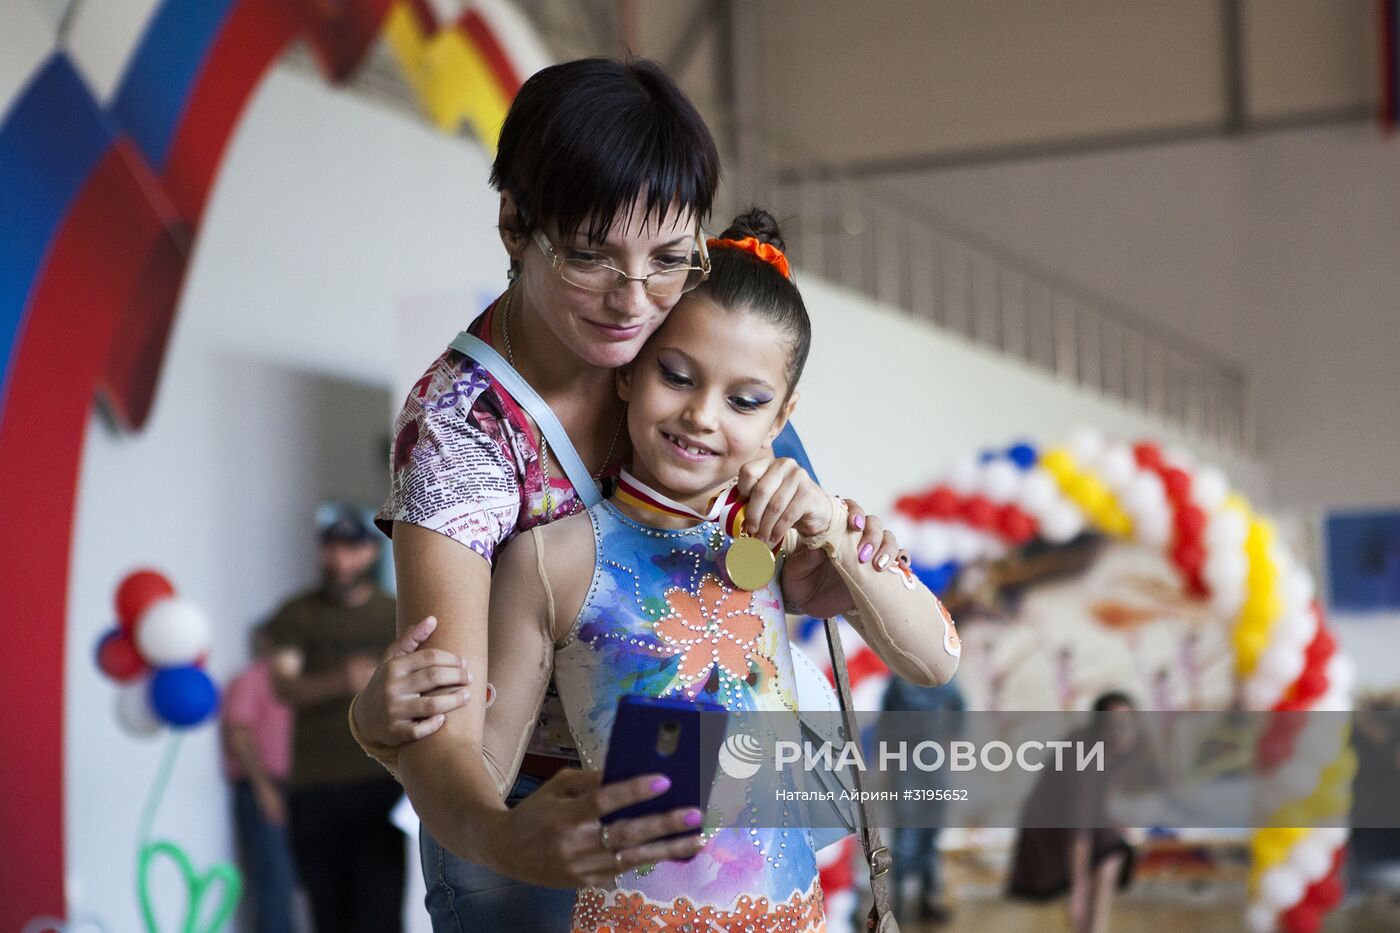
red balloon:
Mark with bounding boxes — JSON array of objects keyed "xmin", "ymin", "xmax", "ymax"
[
  {"xmin": 1296, "ymin": 667, "xmax": 1328, "ymax": 700},
  {"xmin": 115, "ymin": 570, "xmax": 175, "ymax": 634},
  {"xmin": 1280, "ymin": 901, "xmax": 1322, "ymax": 933},
  {"xmin": 961, "ymin": 496, "xmax": 997, "ymax": 530},
  {"xmin": 1162, "ymin": 467, "xmax": 1192, "ymax": 503},
  {"xmin": 998, "ymin": 507, "xmax": 1036, "ymax": 545},
  {"xmin": 1174, "ymin": 505, "xmax": 1206, "ymax": 540},
  {"xmin": 96, "ymin": 629, "xmax": 147, "ymax": 682},
  {"xmin": 1305, "ymin": 627, "xmax": 1336, "ymax": 667},
  {"xmin": 1310, "ymin": 875, "xmax": 1343, "ymax": 909},
  {"xmin": 928, "ymin": 487, "xmax": 960, "ymax": 519},
  {"xmin": 895, "ymin": 495, "xmax": 921, "ymax": 517},
  {"xmin": 1172, "ymin": 540, "xmax": 1205, "ymax": 575},
  {"xmin": 1132, "ymin": 442, "xmax": 1165, "ymax": 471}
]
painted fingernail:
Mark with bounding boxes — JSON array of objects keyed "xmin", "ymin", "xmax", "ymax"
[
  {"xmin": 684, "ymin": 810, "xmax": 704, "ymax": 827},
  {"xmin": 852, "ymin": 513, "xmax": 866, "ymax": 530},
  {"xmin": 858, "ymin": 543, "xmax": 875, "ymax": 563},
  {"xmin": 650, "ymin": 777, "xmax": 672, "ymax": 794},
  {"xmin": 875, "ymin": 553, "xmax": 891, "ymax": 570}
]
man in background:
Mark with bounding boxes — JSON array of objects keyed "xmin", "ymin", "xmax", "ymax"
[
  {"xmin": 222, "ymin": 621, "xmax": 296, "ymax": 933},
  {"xmin": 268, "ymin": 507, "xmax": 402, "ymax": 933},
  {"xmin": 879, "ymin": 674, "xmax": 967, "ymax": 925}
]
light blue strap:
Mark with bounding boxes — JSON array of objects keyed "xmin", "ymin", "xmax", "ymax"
[{"xmin": 449, "ymin": 331, "xmax": 603, "ymax": 509}]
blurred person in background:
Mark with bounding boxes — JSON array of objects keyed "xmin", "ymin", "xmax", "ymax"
[
  {"xmin": 222, "ymin": 621, "xmax": 296, "ymax": 933},
  {"xmin": 1008, "ymin": 691, "xmax": 1141, "ymax": 933},
  {"xmin": 268, "ymin": 507, "xmax": 402, "ymax": 933},
  {"xmin": 879, "ymin": 674, "xmax": 966, "ymax": 925}
]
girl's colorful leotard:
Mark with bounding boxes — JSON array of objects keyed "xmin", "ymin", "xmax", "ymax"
[{"xmin": 554, "ymin": 499, "xmax": 827, "ymax": 933}]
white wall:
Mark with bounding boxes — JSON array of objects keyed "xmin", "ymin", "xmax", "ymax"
[
  {"xmin": 64, "ymin": 66, "xmax": 501, "ymax": 931},
  {"xmin": 870, "ymin": 122, "xmax": 1400, "ymax": 513}
]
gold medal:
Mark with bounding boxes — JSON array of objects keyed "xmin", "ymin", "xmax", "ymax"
[{"xmin": 724, "ymin": 536, "xmax": 776, "ymax": 591}]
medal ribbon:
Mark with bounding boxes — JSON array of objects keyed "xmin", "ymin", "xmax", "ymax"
[
  {"xmin": 614, "ymin": 469, "xmax": 743, "ymax": 526},
  {"xmin": 613, "ymin": 470, "xmax": 777, "ymax": 553}
]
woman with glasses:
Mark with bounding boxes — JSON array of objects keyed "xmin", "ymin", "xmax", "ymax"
[{"xmin": 350, "ymin": 57, "xmax": 899, "ymax": 932}]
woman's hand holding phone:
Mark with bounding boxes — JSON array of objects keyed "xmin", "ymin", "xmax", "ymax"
[{"xmin": 486, "ymin": 769, "xmax": 705, "ymax": 888}]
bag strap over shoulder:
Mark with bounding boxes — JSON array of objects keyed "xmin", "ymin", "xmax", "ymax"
[
  {"xmin": 824, "ymin": 618, "xmax": 901, "ymax": 932},
  {"xmin": 449, "ymin": 331, "xmax": 603, "ymax": 510}
]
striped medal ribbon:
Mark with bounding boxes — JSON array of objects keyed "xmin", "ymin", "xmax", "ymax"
[{"xmin": 614, "ymin": 470, "xmax": 777, "ymax": 591}]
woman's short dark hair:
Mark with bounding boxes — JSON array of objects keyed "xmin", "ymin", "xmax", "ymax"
[
  {"xmin": 1092, "ymin": 690, "xmax": 1136, "ymax": 712},
  {"xmin": 491, "ymin": 58, "xmax": 720, "ymax": 244},
  {"xmin": 693, "ymin": 208, "xmax": 811, "ymax": 395}
]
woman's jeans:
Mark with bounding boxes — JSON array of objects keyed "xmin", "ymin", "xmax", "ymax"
[{"xmin": 420, "ymin": 772, "xmax": 576, "ymax": 932}]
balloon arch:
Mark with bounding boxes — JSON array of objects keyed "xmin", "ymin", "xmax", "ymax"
[{"xmin": 878, "ymin": 430, "xmax": 1354, "ymax": 933}]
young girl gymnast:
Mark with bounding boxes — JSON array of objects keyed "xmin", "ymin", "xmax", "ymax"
[{"xmin": 464, "ymin": 209, "xmax": 961, "ymax": 931}]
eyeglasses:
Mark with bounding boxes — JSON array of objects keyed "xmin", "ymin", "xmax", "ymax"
[{"xmin": 532, "ymin": 225, "xmax": 710, "ymax": 298}]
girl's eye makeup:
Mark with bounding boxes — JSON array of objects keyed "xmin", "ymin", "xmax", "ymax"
[
  {"xmin": 657, "ymin": 360, "xmax": 693, "ymax": 387},
  {"xmin": 729, "ymin": 393, "xmax": 773, "ymax": 413}
]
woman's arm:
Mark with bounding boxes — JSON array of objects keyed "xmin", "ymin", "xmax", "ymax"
[{"xmin": 388, "ymin": 521, "xmax": 512, "ymax": 860}]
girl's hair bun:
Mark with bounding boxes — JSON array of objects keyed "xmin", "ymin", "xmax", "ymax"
[{"xmin": 719, "ymin": 208, "xmax": 785, "ymax": 252}]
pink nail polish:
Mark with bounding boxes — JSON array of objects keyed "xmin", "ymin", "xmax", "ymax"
[
  {"xmin": 859, "ymin": 543, "xmax": 875, "ymax": 563},
  {"xmin": 650, "ymin": 776, "xmax": 672, "ymax": 794},
  {"xmin": 852, "ymin": 513, "xmax": 866, "ymax": 530},
  {"xmin": 684, "ymin": 810, "xmax": 704, "ymax": 827}
]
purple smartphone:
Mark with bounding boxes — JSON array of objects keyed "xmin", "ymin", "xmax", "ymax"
[{"xmin": 600, "ymin": 694, "xmax": 728, "ymax": 836}]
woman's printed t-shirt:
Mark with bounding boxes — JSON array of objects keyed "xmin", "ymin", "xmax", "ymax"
[{"xmin": 376, "ymin": 302, "xmax": 586, "ymax": 759}]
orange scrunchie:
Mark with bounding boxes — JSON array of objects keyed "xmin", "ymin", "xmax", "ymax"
[{"xmin": 705, "ymin": 236, "xmax": 792, "ymax": 281}]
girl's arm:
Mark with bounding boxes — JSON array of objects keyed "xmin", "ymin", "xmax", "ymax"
[
  {"xmin": 787, "ymin": 495, "xmax": 960, "ymax": 686},
  {"xmin": 740, "ymin": 457, "xmax": 959, "ymax": 686}
]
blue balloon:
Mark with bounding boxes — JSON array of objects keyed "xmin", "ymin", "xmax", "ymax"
[
  {"xmin": 149, "ymin": 665, "xmax": 219, "ymax": 727},
  {"xmin": 1007, "ymin": 442, "xmax": 1038, "ymax": 469}
]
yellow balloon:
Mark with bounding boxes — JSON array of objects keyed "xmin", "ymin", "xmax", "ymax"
[
  {"xmin": 1041, "ymin": 449, "xmax": 1074, "ymax": 481},
  {"xmin": 1234, "ymin": 627, "xmax": 1268, "ymax": 674},
  {"xmin": 1071, "ymin": 475, "xmax": 1109, "ymax": 512}
]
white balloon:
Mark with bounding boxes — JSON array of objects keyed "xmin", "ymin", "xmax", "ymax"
[
  {"xmin": 114, "ymin": 681, "xmax": 162, "ymax": 737},
  {"xmin": 1326, "ymin": 654, "xmax": 1356, "ymax": 698},
  {"xmin": 945, "ymin": 457, "xmax": 981, "ymax": 495},
  {"xmin": 1290, "ymin": 836, "xmax": 1333, "ymax": 881},
  {"xmin": 980, "ymin": 460, "xmax": 1022, "ymax": 504},
  {"xmin": 1245, "ymin": 902, "xmax": 1276, "ymax": 933},
  {"xmin": 1134, "ymin": 509, "xmax": 1172, "ymax": 547},
  {"xmin": 1041, "ymin": 502, "xmax": 1084, "ymax": 544},
  {"xmin": 1204, "ymin": 548, "xmax": 1248, "ymax": 592},
  {"xmin": 1286, "ymin": 569, "xmax": 1317, "ymax": 613},
  {"xmin": 1067, "ymin": 427, "xmax": 1105, "ymax": 466},
  {"xmin": 913, "ymin": 523, "xmax": 953, "ymax": 566},
  {"xmin": 1245, "ymin": 678, "xmax": 1283, "ymax": 712},
  {"xmin": 949, "ymin": 526, "xmax": 981, "ymax": 564},
  {"xmin": 1193, "ymin": 466, "xmax": 1229, "ymax": 511},
  {"xmin": 1205, "ymin": 510, "xmax": 1249, "ymax": 551},
  {"xmin": 1018, "ymin": 470, "xmax": 1060, "ymax": 517},
  {"xmin": 1316, "ymin": 827, "xmax": 1349, "ymax": 848},
  {"xmin": 1258, "ymin": 644, "xmax": 1305, "ymax": 688},
  {"xmin": 135, "ymin": 597, "xmax": 211, "ymax": 667},
  {"xmin": 1123, "ymin": 471, "xmax": 1168, "ymax": 518},
  {"xmin": 1260, "ymin": 866, "xmax": 1305, "ymax": 911},
  {"xmin": 1098, "ymin": 444, "xmax": 1137, "ymax": 491}
]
